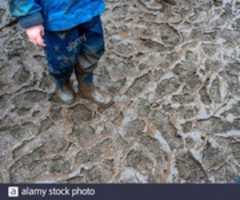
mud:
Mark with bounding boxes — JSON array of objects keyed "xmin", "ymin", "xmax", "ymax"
[{"xmin": 0, "ymin": 0, "xmax": 240, "ymax": 183}]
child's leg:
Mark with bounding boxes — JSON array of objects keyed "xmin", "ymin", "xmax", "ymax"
[
  {"xmin": 43, "ymin": 29, "xmax": 82, "ymax": 104},
  {"xmin": 75, "ymin": 16, "xmax": 113, "ymax": 106},
  {"xmin": 43, "ymin": 29, "xmax": 81, "ymax": 88},
  {"xmin": 75, "ymin": 15, "xmax": 105, "ymax": 85}
]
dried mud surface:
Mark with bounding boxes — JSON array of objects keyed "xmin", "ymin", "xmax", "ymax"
[{"xmin": 0, "ymin": 0, "xmax": 240, "ymax": 183}]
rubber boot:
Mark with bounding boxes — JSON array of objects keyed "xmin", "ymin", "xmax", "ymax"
[
  {"xmin": 74, "ymin": 64, "xmax": 113, "ymax": 107},
  {"xmin": 56, "ymin": 80, "xmax": 75, "ymax": 104}
]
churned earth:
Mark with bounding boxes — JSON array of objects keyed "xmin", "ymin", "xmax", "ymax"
[{"xmin": 0, "ymin": 0, "xmax": 240, "ymax": 183}]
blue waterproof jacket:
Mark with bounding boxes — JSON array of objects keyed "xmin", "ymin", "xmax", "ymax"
[{"xmin": 9, "ymin": 0, "xmax": 105, "ymax": 31}]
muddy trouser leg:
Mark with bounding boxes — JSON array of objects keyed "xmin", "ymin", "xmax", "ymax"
[
  {"xmin": 43, "ymin": 28, "xmax": 81, "ymax": 89},
  {"xmin": 74, "ymin": 15, "xmax": 105, "ymax": 86}
]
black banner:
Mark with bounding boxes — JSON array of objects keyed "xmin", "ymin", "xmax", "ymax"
[{"xmin": 1, "ymin": 184, "xmax": 240, "ymax": 200}]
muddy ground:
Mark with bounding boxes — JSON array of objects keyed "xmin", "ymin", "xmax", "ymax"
[{"xmin": 0, "ymin": 0, "xmax": 240, "ymax": 183}]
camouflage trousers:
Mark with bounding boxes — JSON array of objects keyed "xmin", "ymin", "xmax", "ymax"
[{"xmin": 43, "ymin": 15, "xmax": 105, "ymax": 88}]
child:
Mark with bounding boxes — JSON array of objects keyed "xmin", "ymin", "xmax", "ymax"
[{"xmin": 9, "ymin": 0, "xmax": 112, "ymax": 105}]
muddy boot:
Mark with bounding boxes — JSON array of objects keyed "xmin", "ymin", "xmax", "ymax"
[
  {"xmin": 79, "ymin": 81, "xmax": 113, "ymax": 107},
  {"xmin": 75, "ymin": 64, "xmax": 113, "ymax": 107},
  {"xmin": 56, "ymin": 80, "xmax": 75, "ymax": 105},
  {"xmin": 161, "ymin": 0, "xmax": 176, "ymax": 5}
]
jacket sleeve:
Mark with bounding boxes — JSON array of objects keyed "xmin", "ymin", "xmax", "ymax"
[{"xmin": 9, "ymin": 0, "xmax": 44, "ymax": 29}]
